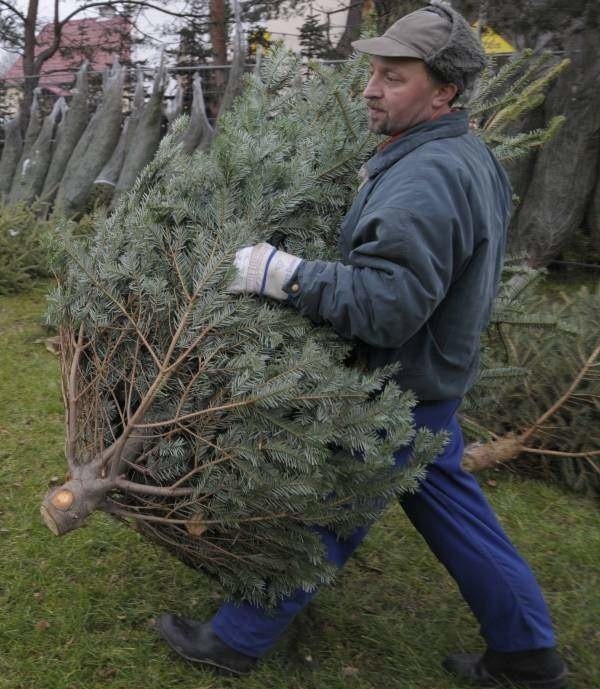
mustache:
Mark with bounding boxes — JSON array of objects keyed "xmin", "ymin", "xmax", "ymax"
[{"xmin": 365, "ymin": 99, "xmax": 384, "ymax": 110}]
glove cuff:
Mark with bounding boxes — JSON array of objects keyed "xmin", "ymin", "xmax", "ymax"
[
  {"xmin": 263, "ymin": 248, "xmax": 302, "ymax": 300},
  {"xmin": 259, "ymin": 246, "xmax": 280, "ymax": 296}
]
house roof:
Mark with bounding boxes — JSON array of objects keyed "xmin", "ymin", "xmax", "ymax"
[{"xmin": 2, "ymin": 16, "xmax": 131, "ymax": 96}]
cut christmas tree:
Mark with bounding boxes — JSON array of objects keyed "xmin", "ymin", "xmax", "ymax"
[{"xmin": 42, "ymin": 50, "xmax": 445, "ymax": 607}]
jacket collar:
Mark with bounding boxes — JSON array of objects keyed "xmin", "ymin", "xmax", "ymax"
[{"xmin": 365, "ymin": 110, "xmax": 470, "ymax": 179}]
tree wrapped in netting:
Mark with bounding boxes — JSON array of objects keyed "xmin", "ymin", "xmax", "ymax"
[
  {"xmin": 0, "ymin": 86, "xmax": 43, "ymax": 203},
  {"xmin": 111, "ymin": 62, "xmax": 167, "ymax": 206},
  {"xmin": 41, "ymin": 49, "xmax": 445, "ymax": 606},
  {"xmin": 54, "ymin": 61, "xmax": 124, "ymax": 217},
  {"xmin": 41, "ymin": 62, "xmax": 90, "ymax": 210},
  {"xmin": 94, "ymin": 67, "xmax": 146, "ymax": 194},
  {"xmin": 15, "ymin": 88, "xmax": 42, "ymax": 163},
  {"xmin": 9, "ymin": 98, "xmax": 66, "ymax": 206},
  {"xmin": 178, "ymin": 73, "xmax": 215, "ymax": 154},
  {"xmin": 0, "ymin": 116, "xmax": 22, "ymax": 200}
]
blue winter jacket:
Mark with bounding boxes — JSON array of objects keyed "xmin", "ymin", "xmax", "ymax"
[{"xmin": 284, "ymin": 110, "xmax": 512, "ymax": 401}]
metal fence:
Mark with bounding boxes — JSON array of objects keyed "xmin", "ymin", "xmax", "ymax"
[
  {"xmin": 0, "ymin": 63, "xmax": 246, "ymax": 125},
  {"xmin": 0, "ymin": 58, "xmax": 358, "ymax": 126}
]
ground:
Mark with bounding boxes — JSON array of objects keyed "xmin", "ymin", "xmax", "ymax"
[{"xmin": 0, "ymin": 285, "xmax": 598, "ymax": 689}]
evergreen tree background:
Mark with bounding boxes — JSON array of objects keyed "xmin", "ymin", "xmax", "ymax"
[{"xmin": 299, "ymin": 8, "xmax": 336, "ymax": 60}]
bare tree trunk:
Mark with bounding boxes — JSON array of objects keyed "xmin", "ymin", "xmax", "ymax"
[
  {"xmin": 372, "ymin": 0, "xmax": 422, "ymax": 30},
  {"xmin": 20, "ymin": 0, "xmax": 40, "ymax": 130},
  {"xmin": 336, "ymin": 0, "xmax": 365, "ymax": 56},
  {"xmin": 210, "ymin": 0, "xmax": 228, "ymax": 97},
  {"xmin": 462, "ymin": 435, "xmax": 526, "ymax": 472},
  {"xmin": 585, "ymin": 165, "xmax": 600, "ymax": 253}
]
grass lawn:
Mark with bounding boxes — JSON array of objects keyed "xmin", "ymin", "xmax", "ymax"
[{"xmin": 1, "ymin": 285, "xmax": 598, "ymax": 689}]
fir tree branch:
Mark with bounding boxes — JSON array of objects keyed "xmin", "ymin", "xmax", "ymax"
[
  {"xmin": 134, "ymin": 389, "xmax": 367, "ymax": 429},
  {"xmin": 126, "ymin": 334, "xmax": 142, "ymax": 422},
  {"xmin": 521, "ymin": 447, "xmax": 600, "ymax": 459},
  {"xmin": 169, "ymin": 424, "xmax": 237, "ymax": 488},
  {"xmin": 317, "ymin": 134, "xmax": 371, "ymax": 180},
  {"xmin": 63, "ymin": 243, "xmax": 162, "ymax": 371},
  {"xmin": 469, "ymin": 49, "xmax": 533, "ymax": 111},
  {"xmin": 66, "ymin": 324, "xmax": 87, "ymax": 467},
  {"xmin": 333, "ymin": 90, "xmax": 357, "ymax": 141},
  {"xmin": 521, "ymin": 341, "xmax": 600, "ymax": 444},
  {"xmin": 459, "ymin": 414, "xmax": 500, "ymax": 441},
  {"xmin": 114, "ymin": 478, "xmax": 193, "ymax": 496}
]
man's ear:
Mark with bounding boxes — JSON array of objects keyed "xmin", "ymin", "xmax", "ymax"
[{"xmin": 433, "ymin": 83, "xmax": 459, "ymax": 107}]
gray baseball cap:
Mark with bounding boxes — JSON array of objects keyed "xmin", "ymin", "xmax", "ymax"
[
  {"xmin": 352, "ymin": 8, "xmax": 451, "ymax": 60},
  {"xmin": 352, "ymin": 2, "xmax": 487, "ymax": 93}
]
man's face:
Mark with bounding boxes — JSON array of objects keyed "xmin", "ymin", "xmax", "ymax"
[{"xmin": 363, "ymin": 56, "xmax": 447, "ymax": 136}]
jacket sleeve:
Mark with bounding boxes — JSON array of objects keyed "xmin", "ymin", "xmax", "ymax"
[{"xmin": 284, "ymin": 204, "xmax": 466, "ymax": 348}]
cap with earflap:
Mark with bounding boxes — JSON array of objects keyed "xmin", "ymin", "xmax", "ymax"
[{"xmin": 352, "ymin": 1, "xmax": 487, "ymax": 93}]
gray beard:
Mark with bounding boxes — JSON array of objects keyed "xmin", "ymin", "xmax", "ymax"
[{"xmin": 367, "ymin": 119, "xmax": 392, "ymax": 136}]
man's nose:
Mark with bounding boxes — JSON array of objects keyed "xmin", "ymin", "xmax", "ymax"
[{"xmin": 363, "ymin": 74, "xmax": 382, "ymax": 100}]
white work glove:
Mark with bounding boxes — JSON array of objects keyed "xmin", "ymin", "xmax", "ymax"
[{"xmin": 229, "ymin": 242, "xmax": 303, "ymax": 301}]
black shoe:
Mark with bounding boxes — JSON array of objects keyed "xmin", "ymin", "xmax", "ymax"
[
  {"xmin": 156, "ymin": 613, "xmax": 258, "ymax": 676},
  {"xmin": 443, "ymin": 648, "xmax": 568, "ymax": 689}
]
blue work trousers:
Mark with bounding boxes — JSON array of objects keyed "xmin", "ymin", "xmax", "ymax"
[{"xmin": 212, "ymin": 399, "xmax": 556, "ymax": 657}]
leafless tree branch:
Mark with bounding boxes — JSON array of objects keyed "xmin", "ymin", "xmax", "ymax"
[{"xmin": 0, "ymin": 1, "xmax": 26, "ymax": 23}]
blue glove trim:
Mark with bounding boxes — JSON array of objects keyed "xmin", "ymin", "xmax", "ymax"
[{"xmin": 259, "ymin": 247, "xmax": 279, "ymax": 296}]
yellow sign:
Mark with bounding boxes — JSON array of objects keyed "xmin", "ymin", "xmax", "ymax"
[
  {"xmin": 472, "ymin": 22, "xmax": 516, "ymax": 54},
  {"xmin": 248, "ymin": 28, "xmax": 272, "ymax": 56}
]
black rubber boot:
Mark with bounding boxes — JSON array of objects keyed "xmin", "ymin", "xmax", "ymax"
[
  {"xmin": 156, "ymin": 613, "xmax": 258, "ymax": 676},
  {"xmin": 442, "ymin": 648, "xmax": 568, "ymax": 689}
]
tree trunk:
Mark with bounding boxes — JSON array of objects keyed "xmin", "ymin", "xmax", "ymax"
[
  {"xmin": 462, "ymin": 435, "xmax": 525, "ymax": 473},
  {"xmin": 584, "ymin": 158, "xmax": 600, "ymax": 254},
  {"xmin": 511, "ymin": 21, "xmax": 600, "ymax": 266},
  {"xmin": 372, "ymin": 0, "xmax": 422, "ymax": 30},
  {"xmin": 209, "ymin": 0, "xmax": 228, "ymax": 98},
  {"xmin": 336, "ymin": 0, "xmax": 365, "ymax": 56},
  {"xmin": 19, "ymin": 0, "xmax": 40, "ymax": 132},
  {"xmin": 449, "ymin": 0, "xmax": 600, "ymax": 266},
  {"xmin": 217, "ymin": 0, "xmax": 244, "ymax": 117}
]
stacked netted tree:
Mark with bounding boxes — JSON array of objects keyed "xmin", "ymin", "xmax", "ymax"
[{"xmin": 41, "ymin": 47, "xmax": 568, "ymax": 606}]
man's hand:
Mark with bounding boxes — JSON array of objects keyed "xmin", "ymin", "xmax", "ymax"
[{"xmin": 229, "ymin": 242, "xmax": 302, "ymax": 301}]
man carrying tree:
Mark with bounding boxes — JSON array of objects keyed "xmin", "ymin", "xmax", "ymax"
[{"xmin": 157, "ymin": 3, "xmax": 568, "ymax": 687}]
